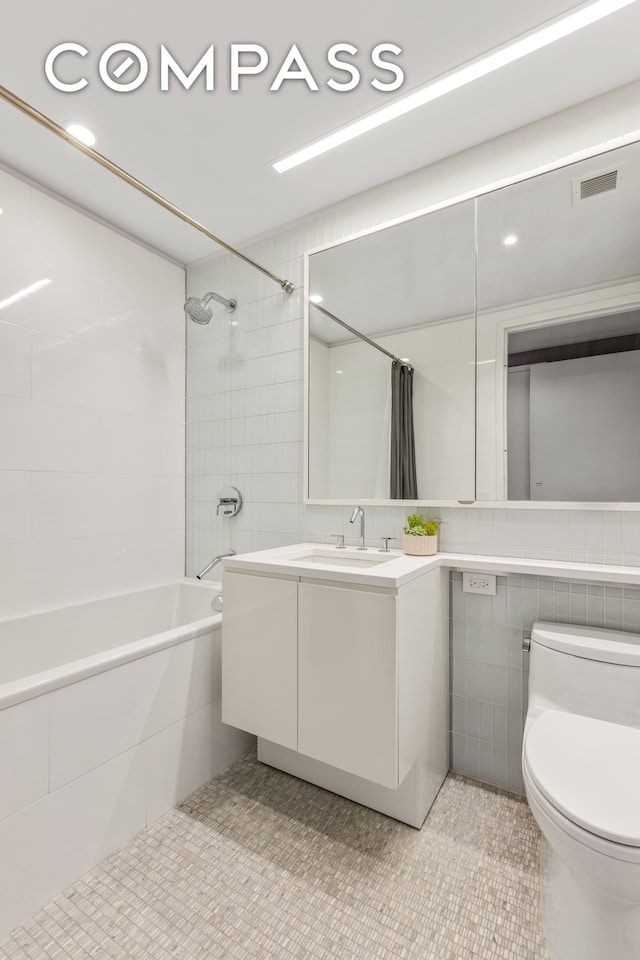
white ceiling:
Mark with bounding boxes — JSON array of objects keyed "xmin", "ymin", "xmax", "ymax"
[
  {"xmin": 309, "ymin": 139, "xmax": 640, "ymax": 343},
  {"xmin": 2, "ymin": 0, "xmax": 640, "ymax": 265}
]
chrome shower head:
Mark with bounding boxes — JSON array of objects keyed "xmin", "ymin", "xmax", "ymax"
[
  {"xmin": 184, "ymin": 297, "xmax": 213, "ymax": 324},
  {"xmin": 184, "ymin": 291, "xmax": 237, "ymax": 324}
]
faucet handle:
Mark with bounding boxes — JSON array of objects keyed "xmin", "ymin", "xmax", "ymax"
[
  {"xmin": 217, "ymin": 485, "xmax": 242, "ymax": 518},
  {"xmin": 379, "ymin": 536, "xmax": 398, "ymax": 553},
  {"xmin": 330, "ymin": 533, "xmax": 346, "ymax": 549}
]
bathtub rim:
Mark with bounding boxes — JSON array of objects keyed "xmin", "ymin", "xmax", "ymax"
[
  {"xmin": 0, "ymin": 578, "xmax": 222, "ymax": 712},
  {"xmin": 0, "ymin": 576, "xmax": 219, "ymax": 627}
]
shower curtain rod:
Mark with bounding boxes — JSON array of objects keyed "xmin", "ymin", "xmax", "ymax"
[
  {"xmin": 311, "ymin": 303, "xmax": 412, "ymax": 368},
  {"xmin": 0, "ymin": 84, "xmax": 294, "ymax": 294}
]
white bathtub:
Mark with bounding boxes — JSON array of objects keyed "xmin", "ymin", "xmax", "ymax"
[
  {"xmin": 0, "ymin": 579, "xmax": 253, "ymax": 939},
  {"xmin": 1, "ymin": 579, "xmax": 221, "ymax": 709}
]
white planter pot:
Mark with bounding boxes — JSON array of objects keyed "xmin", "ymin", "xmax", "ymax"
[{"xmin": 403, "ymin": 534, "xmax": 438, "ymax": 556}]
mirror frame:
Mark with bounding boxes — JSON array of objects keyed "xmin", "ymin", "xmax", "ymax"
[{"xmin": 303, "ymin": 134, "xmax": 640, "ymax": 509}]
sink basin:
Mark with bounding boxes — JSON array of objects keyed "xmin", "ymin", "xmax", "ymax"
[
  {"xmin": 223, "ymin": 542, "xmax": 422, "ymax": 588},
  {"xmin": 291, "ymin": 550, "xmax": 394, "ymax": 568}
]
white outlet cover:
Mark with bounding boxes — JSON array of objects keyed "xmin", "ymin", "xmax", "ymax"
[{"xmin": 462, "ymin": 572, "xmax": 497, "ymax": 595}]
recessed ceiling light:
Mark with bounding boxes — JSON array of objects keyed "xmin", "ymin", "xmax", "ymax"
[
  {"xmin": 273, "ymin": 0, "xmax": 638, "ymax": 173},
  {"xmin": 503, "ymin": 234, "xmax": 519, "ymax": 246},
  {"xmin": 336, "ymin": 369, "xmax": 344, "ymax": 374},
  {"xmin": 309, "ymin": 294, "xmax": 323, "ymax": 303},
  {"xmin": 63, "ymin": 121, "xmax": 97, "ymax": 147}
]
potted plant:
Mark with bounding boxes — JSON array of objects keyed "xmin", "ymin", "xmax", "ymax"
[{"xmin": 402, "ymin": 513, "xmax": 440, "ymax": 556}]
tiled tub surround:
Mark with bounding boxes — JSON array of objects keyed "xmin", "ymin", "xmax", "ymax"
[
  {"xmin": 450, "ymin": 571, "xmax": 640, "ymax": 794},
  {"xmin": 0, "ymin": 163, "xmax": 186, "ymax": 619},
  {"xmin": 0, "ymin": 579, "xmax": 253, "ymax": 940}
]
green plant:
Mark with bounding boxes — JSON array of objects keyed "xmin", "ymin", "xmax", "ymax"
[{"xmin": 403, "ymin": 513, "xmax": 440, "ymax": 537}]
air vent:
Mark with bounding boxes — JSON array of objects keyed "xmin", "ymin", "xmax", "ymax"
[
  {"xmin": 581, "ymin": 170, "xmax": 617, "ymax": 198},
  {"xmin": 572, "ymin": 163, "xmax": 625, "ymax": 204}
]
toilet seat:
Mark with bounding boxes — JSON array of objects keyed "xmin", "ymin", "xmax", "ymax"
[{"xmin": 524, "ymin": 710, "xmax": 640, "ymax": 852}]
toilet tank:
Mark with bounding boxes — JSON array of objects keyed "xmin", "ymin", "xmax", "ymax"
[{"xmin": 527, "ymin": 621, "xmax": 640, "ymax": 730}]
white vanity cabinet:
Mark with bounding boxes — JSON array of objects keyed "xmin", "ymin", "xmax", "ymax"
[
  {"xmin": 298, "ymin": 581, "xmax": 398, "ymax": 786},
  {"xmin": 222, "ymin": 555, "xmax": 449, "ymax": 819},
  {"xmin": 221, "ymin": 571, "xmax": 298, "ymax": 750}
]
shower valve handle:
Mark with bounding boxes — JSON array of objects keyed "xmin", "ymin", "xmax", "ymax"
[{"xmin": 216, "ymin": 485, "xmax": 242, "ymax": 518}]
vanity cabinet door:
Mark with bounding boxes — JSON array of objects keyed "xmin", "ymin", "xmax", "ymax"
[
  {"xmin": 298, "ymin": 581, "xmax": 398, "ymax": 788},
  {"xmin": 222, "ymin": 571, "xmax": 298, "ymax": 750}
]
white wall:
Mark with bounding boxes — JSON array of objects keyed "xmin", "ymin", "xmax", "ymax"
[
  {"xmin": 310, "ymin": 337, "xmax": 390, "ymax": 499},
  {"xmin": 0, "ymin": 165, "xmax": 186, "ymax": 617},
  {"xmin": 528, "ymin": 351, "xmax": 640, "ymax": 501},
  {"xmin": 506, "ymin": 350, "xmax": 640, "ymax": 502},
  {"xmin": 506, "ymin": 369, "xmax": 531, "ymax": 500}
]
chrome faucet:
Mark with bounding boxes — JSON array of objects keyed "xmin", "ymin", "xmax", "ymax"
[
  {"xmin": 196, "ymin": 549, "xmax": 236, "ymax": 580},
  {"xmin": 349, "ymin": 506, "xmax": 366, "ymax": 550}
]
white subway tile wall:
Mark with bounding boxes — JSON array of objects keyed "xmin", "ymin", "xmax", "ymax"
[
  {"xmin": 0, "ymin": 165, "xmax": 186, "ymax": 617},
  {"xmin": 186, "ymin": 80, "xmax": 640, "ymax": 790}
]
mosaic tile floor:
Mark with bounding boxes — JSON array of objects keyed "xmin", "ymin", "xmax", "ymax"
[{"xmin": 0, "ymin": 750, "xmax": 549, "ymax": 960}]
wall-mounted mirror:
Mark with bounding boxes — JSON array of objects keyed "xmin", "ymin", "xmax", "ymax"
[
  {"xmin": 476, "ymin": 139, "xmax": 640, "ymax": 502},
  {"xmin": 305, "ymin": 138, "xmax": 640, "ymax": 505},
  {"xmin": 306, "ymin": 199, "xmax": 476, "ymax": 502}
]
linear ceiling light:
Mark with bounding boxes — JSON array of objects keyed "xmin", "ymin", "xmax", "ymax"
[{"xmin": 273, "ymin": 0, "xmax": 638, "ymax": 173}]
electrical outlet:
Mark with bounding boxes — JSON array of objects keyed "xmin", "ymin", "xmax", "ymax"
[{"xmin": 462, "ymin": 572, "xmax": 497, "ymax": 595}]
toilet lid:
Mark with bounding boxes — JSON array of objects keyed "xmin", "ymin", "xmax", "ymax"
[{"xmin": 524, "ymin": 710, "xmax": 640, "ymax": 847}]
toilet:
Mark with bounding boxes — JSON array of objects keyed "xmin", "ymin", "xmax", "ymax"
[{"xmin": 523, "ymin": 621, "xmax": 640, "ymax": 960}]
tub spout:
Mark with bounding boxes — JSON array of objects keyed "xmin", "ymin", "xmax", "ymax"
[{"xmin": 196, "ymin": 550, "xmax": 236, "ymax": 580}]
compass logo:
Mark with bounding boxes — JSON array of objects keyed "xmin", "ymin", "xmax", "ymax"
[{"xmin": 44, "ymin": 42, "xmax": 405, "ymax": 93}]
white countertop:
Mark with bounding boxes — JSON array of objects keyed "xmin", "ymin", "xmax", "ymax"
[
  {"xmin": 223, "ymin": 544, "xmax": 640, "ymax": 589},
  {"xmin": 441, "ymin": 553, "xmax": 640, "ymax": 586},
  {"xmin": 224, "ymin": 543, "xmax": 432, "ymax": 588}
]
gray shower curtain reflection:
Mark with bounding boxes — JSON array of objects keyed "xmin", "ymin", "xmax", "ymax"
[{"xmin": 390, "ymin": 360, "xmax": 418, "ymax": 499}]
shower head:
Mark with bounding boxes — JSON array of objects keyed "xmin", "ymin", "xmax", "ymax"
[
  {"xmin": 184, "ymin": 291, "xmax": 237, "ymax": 324},
  {"xmin": 184, "ymin": 297, "xmax": 213, "ymax": 324}
]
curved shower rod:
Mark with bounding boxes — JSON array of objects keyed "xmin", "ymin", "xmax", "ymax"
[{"xmin": 0, "ymin": 84, "xmax": 294, "ymax": 294}]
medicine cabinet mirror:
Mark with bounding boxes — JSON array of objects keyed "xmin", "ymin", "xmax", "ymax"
[
  {"xmin": 305, "ymin": 138, "xmax": 640, "ymax": 505},
  {"xmin": 476, "ymin": 139, "xmax": 640, "ymax": 502},
  {"xmin": 306, "ymin": 198, "xmax": 476, "ymax": 503}
]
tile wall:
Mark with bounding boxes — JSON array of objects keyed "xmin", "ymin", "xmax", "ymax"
[
  {"xmin": 450, "ymin": 572, "xmax": 640, "ymax": 793},
  {"xmin": 186, "ymin": 79, "xmax": 640, "ymax": 790},
  {"xmin": 0, "ymin": 164, "xmax": 186, "ymax": 617}
]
